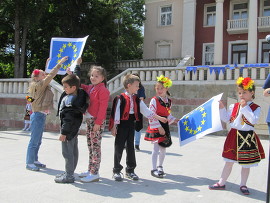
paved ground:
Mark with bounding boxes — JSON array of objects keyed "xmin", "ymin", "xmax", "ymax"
[{"xmin": 0, "ymin": 130, "xmax": 268, "ymax": 203}]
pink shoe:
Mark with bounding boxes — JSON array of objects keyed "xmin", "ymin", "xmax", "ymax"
[{"xmin": 209, "ymin": 182, "xmax": 226, "ymax": 190}]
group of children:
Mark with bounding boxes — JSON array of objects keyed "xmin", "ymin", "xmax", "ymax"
[{"xmin": 26, "ymin": 56, "xmax": 265, "ymax": 196}]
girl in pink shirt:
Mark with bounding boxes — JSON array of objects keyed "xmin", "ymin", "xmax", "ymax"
[{"xmin": 71, "ymin": 60, "xmax": 110, "ymax": 183}]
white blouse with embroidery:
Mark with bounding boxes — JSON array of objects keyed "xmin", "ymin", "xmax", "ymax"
[
  {"xmin": 148, "ymin": 96, "xmax": 176, "ymax": 129},
  {"xmin": 219, "ymin": 101, "xmax": 261, "ymax": 131}
]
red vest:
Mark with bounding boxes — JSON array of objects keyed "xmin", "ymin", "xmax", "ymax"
[{"xmin": 230, "ymin": 102, "xmax": 260, "ymax": 127}]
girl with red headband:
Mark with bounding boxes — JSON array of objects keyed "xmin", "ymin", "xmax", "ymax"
[{"xmin": 26, "ymin": 56, "xmax": 68, "ymax": 171}]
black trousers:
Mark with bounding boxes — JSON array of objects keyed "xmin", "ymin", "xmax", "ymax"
[{"xmin": 113, "ymin": 115, "xmax": 136, "ymax": 173}]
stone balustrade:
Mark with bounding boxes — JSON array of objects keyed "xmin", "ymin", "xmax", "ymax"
[
  {"xmin": 0, "ymin": 78, "xmax": 64, "ymax": 109},
  {"xmin": 107, "ymin": 65, "xmax": 270, "ymax": 94}
]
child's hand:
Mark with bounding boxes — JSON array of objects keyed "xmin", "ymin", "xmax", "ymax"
[
  {"xmin": 59, "ymin": 134, "xmax": 66, "ymax": 142},
  {"xmin": 158, "ymin": 116, "xmax": 167, "ymax": 123},
  {"xmin": 93, "ymin": 124, "xmax": 101, "ymax": 132},
  {"xmin": 76, "ymin": 57, "xmax": 82, "ymax": 65},
  {"xmin": 111, "ymin": 126, "xmax": 117, "ymax": 136},
  {"xmin": 240, "ymin": 99, "xmax": 247, "ymax": 107},
  {"xmin": 174, "ymin": 118, "xmax": 180, "ymax": 124},
  {"xmin": 66, "ymin": 68, "xmax": 73, "ymax": 75},
  {"xmin": 59, "ymin": 56, "xmax": 68, "ymax": 64},
  {"xmin": 45, "ymin": 58, "xmax": 51, "ymax": 67},
  {"xmin": 158, "ymin": 127, "xmax": 165, "ymax": 135},
  {"xmin": 219, "ymin": 101, "xmax": 225, "ymax": 109}
]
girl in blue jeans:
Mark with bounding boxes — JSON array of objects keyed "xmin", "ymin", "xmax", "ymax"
[{"xmin": 26, "ymin": 56, "xmax": 68, "ymax": 171}]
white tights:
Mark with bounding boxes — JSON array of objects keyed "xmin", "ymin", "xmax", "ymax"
[
  {"xmin": 152, "ymin": 142, "xmax": 166, "ymax": 170},
  {"xmin": 218, "ymin": 162, "xmax": 250, "ymax": 186}
]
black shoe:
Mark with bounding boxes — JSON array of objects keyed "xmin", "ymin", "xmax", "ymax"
[
  {"xmin": 113, "ymin": 172, "xmax": 123, "ymax": 181},
  {"xmin": 157, "ymin": 166, "xmax": 165, "ymax": 175},
  {"xmin": 151, "ymin": 169, "xmax": 163, "ymax": 178},
  {"xmin": 54, "ymin": 174, "xmax": 74, "ymax": 183},
  {"xmin": 126, "ymin": 172, "xmax": 139, "ymax": 180},
  {"xmin": 135, "ymin": 145, "xmax": 140, "ymax": 151}
]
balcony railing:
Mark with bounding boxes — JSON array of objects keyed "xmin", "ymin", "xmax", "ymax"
[
  {"xmin": 258, "ymin": 16, "xmax": 270, "ymax": 32},
  {"xmin": 227, "ymin": 18, "xmax": 248, "ymax": 34}
]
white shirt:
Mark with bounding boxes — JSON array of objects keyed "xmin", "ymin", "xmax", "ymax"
[
  {"xmin": 114, "ymin": 92, "xmax": 155, "ymax": 124},
  {"xmin": 219, "ymin": 101, "xmax": 261, "ymax": 131}
]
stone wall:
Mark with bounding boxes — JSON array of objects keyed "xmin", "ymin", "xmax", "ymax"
[{"xmin": 1, "ymin": 82, "xmax": 270, "ymax": 137}]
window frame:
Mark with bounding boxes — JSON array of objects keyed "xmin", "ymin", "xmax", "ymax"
[
  {"xmin": 159, "ymin": 4, "xmax": 173, "ymax": 26},
  {"xmin": 203, "ymin": 3, "xmax": 216, "ymax": 27},
  {"xmin": 229, "ymin": 0, "xmax": 249, "ymax": 20},
  {"xmin": 202, "ymin": 43, "xmax": 214, "ymax": 65},
  {"xmin": 228, "ymin": 40, "xmax": 248, "ymax": 64}
]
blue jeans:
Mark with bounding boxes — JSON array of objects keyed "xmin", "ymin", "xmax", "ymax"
[
  {"xmin": 134, "ymin": 130, "xmax": 141, "ymax": 146},
  {"xmin": 26, "ymin": 112, "xmax": 46, "ymax": 164}
]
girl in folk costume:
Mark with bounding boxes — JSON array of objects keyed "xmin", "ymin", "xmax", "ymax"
[
  {"xmin": 22, "ymin": 96, "xmax": 33, "ymax": 131},
  {"xmin": 209, "ymin": 77, "xmax": 265, "ymax": 195},
  {"xmin": 144, "ymin": 75, "xmax": 179, "ymax": 178}
]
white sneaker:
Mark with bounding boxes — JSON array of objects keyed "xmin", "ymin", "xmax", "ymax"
[
  {"xmin": 80, "ymin": 174, "xmax": 100, "ymax": 183},
  {"xmin": 78, "ymin": 171, "xmax": 90, "ymax": 178}
]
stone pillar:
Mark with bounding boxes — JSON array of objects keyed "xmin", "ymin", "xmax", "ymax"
[
  {"xmin": 247, "ymin": 0, "xmax": 258, "ymax": 63},
  {"xmin": 214, "ymin": 0, "xmax": 224, "ymax": 65},
  {"xmin": 181, "ymin": 0, "xmax": 196, "ymax": 58}
]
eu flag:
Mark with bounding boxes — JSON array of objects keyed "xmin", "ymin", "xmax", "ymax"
[
  {"xmin": 178, "ymin": 93, "xmax": 223, "ymax": 146},
  {"xmin": 45, "ymin": 36, "xmax": 88, "ymax": 75}
]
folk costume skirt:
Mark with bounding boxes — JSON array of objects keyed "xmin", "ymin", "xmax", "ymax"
[
  {"xmin": 144, "ymin": 121, "xmax": 172, "ymax": 148},
  {"xmin": 222, "ymin": 128, "xmax": 265, "ymax": 166}
]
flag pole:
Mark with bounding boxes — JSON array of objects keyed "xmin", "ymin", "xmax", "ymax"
[{"xmin": 267, "ymin": 141, "xmax": 270, "ymax": 203}]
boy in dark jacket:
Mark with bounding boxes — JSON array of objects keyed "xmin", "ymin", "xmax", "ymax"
[{"xmin": 54, "ymin": 74, "xmax": 89, "ymax": 183}]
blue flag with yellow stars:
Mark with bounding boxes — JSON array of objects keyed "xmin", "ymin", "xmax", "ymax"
[
  {"xmin": 178, "ymin": 93, "xmax": 223, "ymax": 146},
  {"xmin": 45, "ymin": 36, "xmax": 88, "ymax": 75}
]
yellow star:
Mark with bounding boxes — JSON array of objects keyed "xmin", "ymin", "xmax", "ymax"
[
  {"xmin": 71, "ymin": 60, "xmax": 74, "ymax": 64},
  {"xmin": 73, "ymin": 45, "xmax": 76, "ymax": 49},
  {"xmin": 185, "ymin": 126, "xmax": 189, "ymax": 132},
  {"xmin": 59, "ymin": 48, "xmax": 63, "ymax": 53},
  {"xmin": 189, "ymin": 129, "xmax": 193, "ymax": 134},
  {"xmin": 68, "ymin": 42, "xmax": 72, "ymax": 47},
  {"xmin": 202, "ymin": 112, "xmax": 207, "ymax": 117},
  {"xmin": 185, "ymin": 115, "xmax": 189, "ymax": 119},
  {"xmin": 63, "ymin": 44, "xmax": 67, "ymax": 48},
  {"xmin": 57, "ymin": 60, "xmax": 60, "ymax": 63},
  {"xmin": 183, "ymin": 120, "xmax": 188, "ymax": 126},
  {"xmin": 200, "ymin": 107, "xmax": 205, "ymax": 112},
  {"xmin": 197, "ymin": 126, "xmax": 202, "ymax": 131},
  {"xmin": 193, "ymin": 130, "xmax": 197, "ymax": 135},
  {"xmin": 57, "ymin": 53, "xmax": 61, "ymax": 58},
  {"xmin": 63, "ymin": 65, "xmax": 67, "ymax": 70},
  {"xmin": 73, "ymin": 48, "xmax": 77, "ymax": 52},
  {"xmin": 74, "ymin": 54, "xmax": 77, "ymax": 58},
  {"xmin": 201, "ymin": 119, "xmax": 206, "ymax": 125}
]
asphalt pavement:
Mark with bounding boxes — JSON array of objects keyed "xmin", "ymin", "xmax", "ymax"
[{"xmin": 0, "ymin": 130, "xmax": 268, "ymax": 203}]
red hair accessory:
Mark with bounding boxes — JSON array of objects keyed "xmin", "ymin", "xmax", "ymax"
[{"xmin": 32, "ymin": 69, "xmax": 40, "ymax": 76}]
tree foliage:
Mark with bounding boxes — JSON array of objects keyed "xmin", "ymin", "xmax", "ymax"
[{"xmin": 0, "ymin": 0, "xmax": 145, "ymax": 79}]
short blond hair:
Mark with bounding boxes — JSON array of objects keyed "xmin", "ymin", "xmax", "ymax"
[{"xmin": 123, "ymin": 74, "xmax": 140, "ymax": 89}]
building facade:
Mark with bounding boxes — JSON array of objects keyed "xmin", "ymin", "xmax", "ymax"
[{"xmin": 143, "ymin": 0, "xmax": 270, "ymax": 66}]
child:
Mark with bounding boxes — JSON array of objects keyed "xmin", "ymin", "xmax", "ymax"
[
  {"xmin": 26, "ymin": 56, "xmax": 68, "ymax": 171},
  {"xmin": 54, "ymin": 74, "xmax": 89, "ymax": 184},
  {"xmin": 144, "ymin": 75, "xmax": 178, "ymax": 178},
  {"xmin": 109, "ymin": 74, "xmax": 167, "ymax": 181},
  {"xmin": 71, "ymin": 59, "xmax": 110, "ymax": 183},
  {"xmin": 132, "ymin": 73, "xmax": 146, "ymax": 151},
  {"xmin": 22, "ymin": 96, "xmax": 33, "ymax": 131},
  {"xmin": 209, "ymin": 77, "xmax": 265, "ymax": 195}
]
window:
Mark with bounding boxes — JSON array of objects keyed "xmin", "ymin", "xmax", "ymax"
[
  {"xmin": 203, "ymin": 44, "xmax": 214, "ymax": 65},
  {"xmin": 231, "ymin": 44, "xmax": 248, "ymax": 64},
  {"xmin": 232, "ymin": 2, "xmax": 248, "ymax": 19},
  {"xmin": 156, "ymin": 40, "xmax": 172, "ymax": 58},
  {"xmin": 263, "ymin": 0, "xmax": 270, "ymax": 16},
  {"xmin": 262, "ymin": 42, "xmax": 270, "ymax": 62},
  {"xmin": 204, "ymin": 4, "xmax": 216, "ymax": 26},
  {"xmin": 160, "ymin": 5, "xmax": 172, "ymax": 26},
  {"xmin": 157, "ymin": 45, "xmax": 170, "ymax": 58}
]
